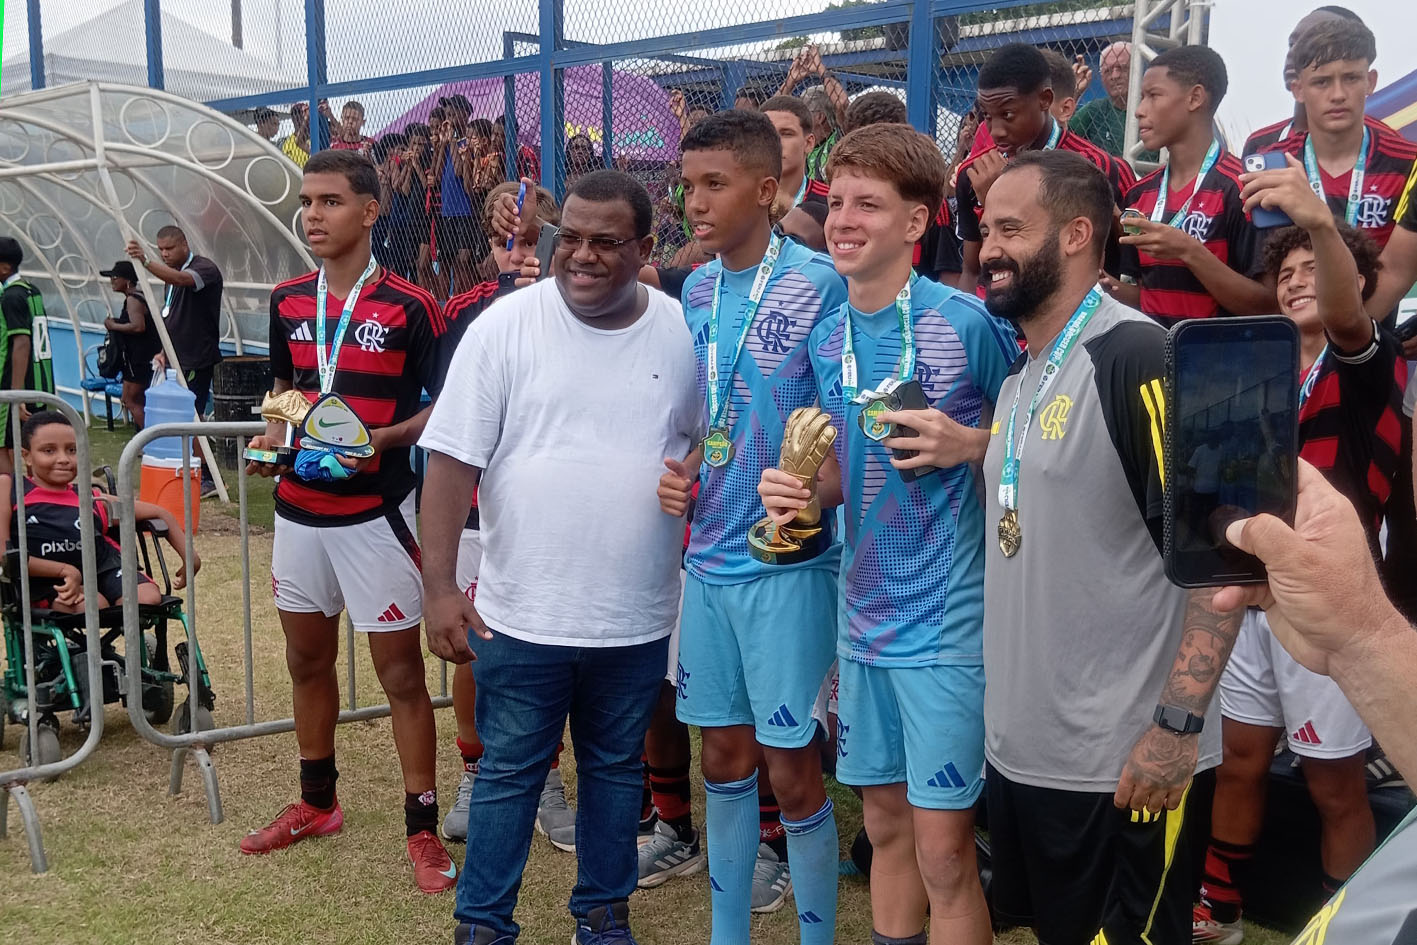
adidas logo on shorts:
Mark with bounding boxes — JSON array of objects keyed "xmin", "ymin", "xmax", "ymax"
[
  {"xmin": 926, "ymin": 762, "xmax": 967, "ymax": 789},
  {"xmin": 376, "ymin": 602, "xmax": 408, "ymax": 624},
  {"xmin": 766, "ymin": 704, "xmax": 798, "ymax": 728},
  {"xmin": 1292, "ymin": 720, "xmax": 1323, "ymax": 746}
]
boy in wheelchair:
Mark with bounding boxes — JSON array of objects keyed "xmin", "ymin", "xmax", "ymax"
[{"xmin": 1, "ymin": 410, "xmax": 199, "ymax": 609}]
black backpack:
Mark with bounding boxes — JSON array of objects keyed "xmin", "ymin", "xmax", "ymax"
[{"xmin": 96, "ymin": 334, "xmax": 123, "ymax": 379}]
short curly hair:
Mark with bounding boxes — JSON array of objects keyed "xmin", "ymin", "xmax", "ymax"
[{"xmin": 1261, "ymin": 222, "xmax": 1381, "ymax": 303}]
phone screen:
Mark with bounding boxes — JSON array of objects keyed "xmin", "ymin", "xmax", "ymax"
[{"xmin": 1166, "ymin": 317, "xmax": 1299, "ymax": 586}]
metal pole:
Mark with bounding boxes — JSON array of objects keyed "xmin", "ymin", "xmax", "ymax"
[
  {"xmin": 25, "ymin": 0, "xmax": 44, "ymax": 91},
  {"xmin": 502, "ymin": 33, "xmax": 520, "ymax": 184},
  {"xmin": 538, "ymin": 0, "xmax": 563, "ymax": 196},
  {"xmin": 601, "ymin": 62, "xmax": 614, "ymax": 170},
  {"xmin": 144, "ymin": 0, "xmax": 165, "ymax": 91},
  {"xmin": 306, "ymin": 0, "xmax": 328, "ymax": 152},
  {"xmin": 905, "ymin": 0, "xmax": 934, "ymax": 133}
]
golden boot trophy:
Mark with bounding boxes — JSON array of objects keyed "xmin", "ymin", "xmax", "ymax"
[
  {"xmin": 747, "ymin": 407, "xmax": 838, "ymax": 565},
  {"xmin": 243, "ymin": 390, "xmax": 312, "ymax": 465}
]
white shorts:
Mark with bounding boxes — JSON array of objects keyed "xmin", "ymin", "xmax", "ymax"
[
  {"xmin": 272, "ymin": 495, "xmax": 423, "ymax": 632},
  {"xmin": 1219, "ymin": 609, "xmax": 1371, "ymax": 759},
  {"xmin": 458, "ymin": 528, "xmax": 482, "ymax": 598}
]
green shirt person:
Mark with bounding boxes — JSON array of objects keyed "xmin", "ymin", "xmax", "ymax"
[
  {"xmin": 1072, "ymin": 41, "xmax": 1160, "ymax": 164},
  {"xmin": 0, "ymin": 236, "xmax": 56, "ymax": 473}
]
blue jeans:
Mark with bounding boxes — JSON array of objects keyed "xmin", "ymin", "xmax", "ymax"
[{"xmin": 453, "ymin": 629, "xmax": 668, "ymax": 939}]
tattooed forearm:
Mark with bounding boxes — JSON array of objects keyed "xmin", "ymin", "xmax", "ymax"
[{"xmin": 1158, "ymin": 588, "xmax": 1243, "ymax": 713}]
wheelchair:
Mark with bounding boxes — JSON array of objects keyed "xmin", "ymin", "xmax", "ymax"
[{"xmin": 0, "ymin": 478, "xmax": 216, "ymax": 771}]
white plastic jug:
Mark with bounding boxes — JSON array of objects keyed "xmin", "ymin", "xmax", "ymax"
[{"xmin": 141, "ymin": 369, "xmax": 197, "ymax": 462}]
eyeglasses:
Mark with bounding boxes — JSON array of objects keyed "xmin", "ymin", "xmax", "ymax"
[{"xmin": 553, "ymin": 233, "xmax": 643, "ymax": 255}]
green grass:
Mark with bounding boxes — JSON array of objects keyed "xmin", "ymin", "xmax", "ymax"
[{"xmin": 1, "ymin": 430, "xmax": 1295, "ymax": 944}]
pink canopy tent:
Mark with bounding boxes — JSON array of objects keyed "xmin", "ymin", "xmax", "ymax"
[{"xmin": 378, "ymin": 67, "xmax": 682, "ymax": 161}]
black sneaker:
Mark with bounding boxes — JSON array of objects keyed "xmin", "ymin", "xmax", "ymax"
[
  {"xmin": 1366, "ymin": 744, "xmax": 1408, "ymax": 790},
  {"xmin": 572, "ymin": 902, "xmax": 637, "ymax": 945},
  {"xmin": 200, "ymin": 477, "xmax": 219, "ymax": 498}
]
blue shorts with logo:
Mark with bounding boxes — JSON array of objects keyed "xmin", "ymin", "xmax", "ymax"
[
  {"xmin": 675, "ymin": 568, "xmax": 836, "ymax": 749},
  {"xmin": 835, "ymin": 659, "xmax": 986, "ymax": 810}
]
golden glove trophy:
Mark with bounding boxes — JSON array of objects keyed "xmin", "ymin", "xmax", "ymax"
[
  {"xmin": 747, "ymin": 407, "xmax": 838, "ymax": 565},
  {"xmin": 243, "ymin": 390, "xmax": 311, "ymax": 465}
]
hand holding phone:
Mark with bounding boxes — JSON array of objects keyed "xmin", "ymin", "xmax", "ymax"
[
  {"xmin": 534, "ymin": 222, "xmax": 559, "ymax": 279},
  {"xmin": 1240, "ymin": 152, "xmax": 1319, "ymax": 228},
  {"xmin": 1163, "ymin": 317, "xmax": 1300, "ymax": 587},
  {"xmin": 875, "ymin": 380, "xmax": 941, "ymax": 482}
]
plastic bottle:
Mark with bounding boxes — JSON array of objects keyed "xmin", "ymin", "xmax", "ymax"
[{"xmin": 141, "ymin": 369, "xmax": 197, "ymax": 462}]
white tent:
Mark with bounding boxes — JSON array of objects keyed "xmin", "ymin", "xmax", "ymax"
[{"xmin": 2, "ymin": 0, "xmax": 303, "ymax": 102}]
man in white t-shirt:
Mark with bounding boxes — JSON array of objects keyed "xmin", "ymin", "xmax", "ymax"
[{"xmin": 418, "ymin": 169, "xmax": 701, "ymax": 945}]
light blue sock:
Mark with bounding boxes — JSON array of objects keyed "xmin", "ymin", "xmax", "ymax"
[
  {"xmin": 704, "ymin": 773, "xmax": 759, "ymax": 945},
  {"xmin": 782, "ymin": 797, "xmax": 838, "ymax": 945}
]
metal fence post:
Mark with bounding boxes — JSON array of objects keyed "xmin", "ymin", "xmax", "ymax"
[
  {"xmin": 906, "ymin": 0, "xmax": 935, "ymax": 134},
  {"xmin": 503, "ymin": 33, "xmax": 521, "ymax": 185},
  {"xmin": 539, "ymin": 0, "xmax": 564, "ymax": 197},
  {"xmin": 25, "ymin": 0, "xmax": 44, "ymax": 91},
  {"xmin": 144, "ymin": 0, "xmax": 164, "ymax": 90},
  {"xmin": 306, "ymin": 0, "xmax": 329, "ymax": 152}
]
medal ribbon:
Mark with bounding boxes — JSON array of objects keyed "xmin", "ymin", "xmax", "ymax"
[
  {"xmin": 163, "ymin": 252, "xmax": 194, "ymax": 315},
  {"xmin": 1152, "ymin": 138, "xmax": 1221, "ymax": 227},
  {"xmin": 842, "ymin": 275, "xmax": 917, "ymax": 404},
  {"xmin": 1304, "ymin": 127, "xmax": 1369, "ymax": 227},
  {"xmin": 998, "ymin": 287, "xmax": 1102, "ymax": 511},
  {"xmin": 1299, "ymin": 346, "xmax": 1327, "ymax": 408},
  {"xmin": 315, "ymin": 255, "xmax": 379, "ymax": 394},
  {"xmin": 706, "ymin": 234, "xmax": 781, "ymax": 430}
]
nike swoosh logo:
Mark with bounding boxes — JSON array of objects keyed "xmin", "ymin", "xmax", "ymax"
[
  {"xmin": 439, "ymin": 864, "xmax": 457, "ymax": 878},
  {"xmin": 316, "ymin": 418, "xmax": 346, "ymax": 429},
  {"xmin": 289, "ymin": 823, "xmax": 314, "ymax": 837}
]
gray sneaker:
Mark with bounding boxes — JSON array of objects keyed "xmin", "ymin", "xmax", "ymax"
[
  {"xmin": 750, "ymin": 843, "xmax": 792, "ymax": 914},
  {"xmin": 636, "ymin": 820, "xmax": 706, "ymax": 888},
  {"xmin": 442, "ymin": 767, "xmax": 477, "ymax": 842},
  {"xmin": 536, "ymin": 767, "xmax": 577, "ymax": 853}
]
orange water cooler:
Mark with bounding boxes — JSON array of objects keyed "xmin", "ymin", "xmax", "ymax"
[{"xmin": 138, "ymin": 456, "xmax": 201, "ymax": 534}]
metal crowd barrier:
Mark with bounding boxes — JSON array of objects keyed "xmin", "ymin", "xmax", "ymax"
[
  {"xmin": 114, "ymin": 421, "xmax": 452, "ymax": 827},
  {"xmin": 0, "ymin": 393, "xmax": 104, "ymax": 874}
]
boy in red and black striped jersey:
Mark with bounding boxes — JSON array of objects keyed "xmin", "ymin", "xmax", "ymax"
[
  {"xmin": 1110, "ymin": 46, "xmax": 1274, "ymax": 327},
  {"xmin": 241, "ymin": 150, "xmax": 459, "ymax": 895},
  {"xmin": 956, "ymin": 43, "xmax": 1135, "ymax": 294},
  {"xmin": 1197, "ymin": 155, "xmax": 1406, "ymax": 945},
  {"xmin": 1259, "ymin": 17, "xmax": 1417, "ymax": 252},
  {"xmin": 1240, "ymin": 6, "xmax": 1371, "ymax": 158}
]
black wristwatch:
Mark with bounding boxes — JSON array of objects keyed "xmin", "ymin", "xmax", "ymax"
[{"xmin": 1153, "ymin": 704, "xmax": 1204, "ymax": 735}]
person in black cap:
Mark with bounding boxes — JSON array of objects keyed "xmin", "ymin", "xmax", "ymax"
[
  {"xmin": 0, "ymin": 237, "xmax": 55, "ymax": 475},
  {"xmin": 101, "ymin": 260, "xmax": 161, "ymax": 429},
  {"xmin": 254, "ymin": 107, "xmax": 280, "ymax": 143}
]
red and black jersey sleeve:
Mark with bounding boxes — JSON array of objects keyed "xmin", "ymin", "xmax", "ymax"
[
  {"xmin": 954, "ymin": 160, "xmax": 983, "ymax": 244},
  {"xmin": 1084, "ymin": 318, "xmax": 1169, "ymax": 554},
  {"xmin": 437, "ymin": 281, "xmax": 502, "ymax": 385},
  {"xmin": 1299, "ymin": 322, "xmax": 1407, "ymax": 543}
]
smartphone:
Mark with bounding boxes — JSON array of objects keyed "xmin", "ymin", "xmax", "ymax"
[
  {"xmin": 890, "ymin": 380, "xmax": 939, "ymax": 483},
  {"xmin": 1391, "ymin": 314, "xmax": 1417, "ymax": 343},
  {"xmin": 1163, "ymin": 316, "xmax": 1300, "ymax": 587},
  {"xmin": 1120, "ymin": 208, "xmax": 1147, "ymax": 236},
  {"xmin": 1242, "ymin": 152, "xmax": 1295, "ymax": 228},
  {"xmin": 534, "ymin": 222, "xmax": 559, "ymax": 279}
]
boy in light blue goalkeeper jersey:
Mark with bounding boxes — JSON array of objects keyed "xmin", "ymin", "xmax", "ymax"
[
  {"xmin": 761, "ymin": 124, "xmax": 1017, "ymax": 945},
  {"xmin": 656, "ymin": 109, "xmax": 847, "ymax": 945}
]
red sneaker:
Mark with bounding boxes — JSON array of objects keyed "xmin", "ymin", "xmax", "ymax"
[
  {"xmin": 239, "ymin": 800, "xmax": 343, "ymax": 854},
  {"xmin": 408, "ymin": 829, "xmax": 458, "ymax": 893}
]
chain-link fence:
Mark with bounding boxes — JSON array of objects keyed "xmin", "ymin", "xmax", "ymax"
[{"xmin": 3, "ymin": 0, "xmax": 1146, "ymax": 289}]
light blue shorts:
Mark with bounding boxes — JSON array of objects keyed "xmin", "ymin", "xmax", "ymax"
[
  {"xmin": 835, "ymin": 659, "xmax": 986, "ymax": 809},
  {"xmin": 675, "ymin": 568, "xmax": 836, "ymax": 749}
]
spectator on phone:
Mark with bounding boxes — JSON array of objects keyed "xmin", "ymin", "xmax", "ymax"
[
  {"xmin": 372, "ymin": 134, "xmax": 415, "ymax": 280},
  {"xmin": 329, "ymin": 100, "xmax": 375, "ymax": 155},
  {"xmin": 1191, "ymin": 156, "xmax": 1405, "ymax": 944},
  {"xmin": 392, "ymin": 123, "xmax": 432, "ymax": 285},
  {"xmin": 432, "ymin": 95, "xmax": 479, "ymax": 297},
  {"xmin": 280, "ymin": 102, "xmax": 312, "ymax": 168},
  {"xmin": 1212, "ymin": 461, "xmax": 1417, "ymax": 945}
]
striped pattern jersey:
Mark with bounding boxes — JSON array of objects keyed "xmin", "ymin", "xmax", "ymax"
[
  {"xmin": 1260, "ymin": 122, "xmax": 1417, "ymax": 249},
  {"xmin": 808, "ymin": 277, "xmax": 1017, "ymax": 667},
  {"xmin": 1241, "ymin": 113, "xmax": 1394, "ymax": 158},
  {"xmin": 268, "ymin": 268, "xmax": 446, "ymax": 527},
  {"xmin": 1120, "ymin": 151, "xmax": 1264, "ymax": 326},
  {"xmin": 441, "ymin": 280, "xmax": 508, "ymax": 530},
  {"xmin": 680, "ymin": 238, "xmax": 848, "ymax": 583}
]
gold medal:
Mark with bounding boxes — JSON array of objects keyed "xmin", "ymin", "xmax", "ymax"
[
  {"xmin": 702, "ymin": 428, "xmax": 735, "ymax": 468},
  {"xmin": 857, "ymin": 392, "xmax": 898, "ymax": 442},
  {"xmin": 998, "ymin": 508, "xmax": 1021, "ymax": 558}
]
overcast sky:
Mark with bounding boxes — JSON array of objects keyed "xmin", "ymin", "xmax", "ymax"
[{"xmin": 6, "ymin": 0, "xmax": 1412, "ymax": 137}]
